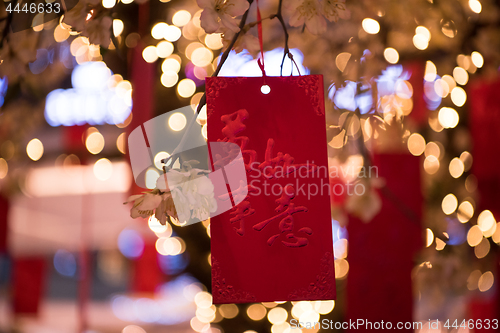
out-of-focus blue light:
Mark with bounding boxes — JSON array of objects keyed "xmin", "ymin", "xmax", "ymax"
[
  {"xmin": 53, "ymin": 249, "xmax": 77, "ymax": 277},
  {"xmin": 158, "ymin": 252, "xmax": 189, "ymax": 275},
  {"xmin": 423, "ymin": 75, "xmax": 442, "ymax": 110},
  {"xmin": 117, "ymin": 229, "xmax": 144, "ymax": 259},
  {"xmin": 0, "ymin": 76, "xmax": 7, "ymax": 108},
  {"xmin": 332, "ymin": 219, "xmax": 348, "ymax": 242},
  {"xmin": 44, "ymin": 61, "xmax": 132, "ymax": 126},
  {"xmin": 29, "ymin": 49, "xmax": 53, "ymax": 75},
  {"xmin": 446, "ymin": 218, "xmax": 467, "ymax": 245},
  {"xmin": 218, "ymin": 48, "xmax": 309, "ymax": 77},
  {"xmin": 111, "ymin": 274, "xmax": 197, "ymax": 325}
]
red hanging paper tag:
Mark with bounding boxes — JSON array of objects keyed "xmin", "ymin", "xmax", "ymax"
[{"xmin": 206, "ymin": 75, "xmax": 335, "ymax": 304}]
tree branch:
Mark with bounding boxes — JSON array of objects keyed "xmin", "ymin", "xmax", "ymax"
[{"xmin": 195, "ymin": 0, "xmax": 254, "ymax": 114}]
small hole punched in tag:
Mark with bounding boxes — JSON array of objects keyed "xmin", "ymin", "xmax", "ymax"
[{"xmin": 261, "ymin": 84, "xmax": 270, "ymax": 94}]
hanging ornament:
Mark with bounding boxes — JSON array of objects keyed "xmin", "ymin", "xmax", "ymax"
[{"xmin": 206, "ymin": 73, "xmax": 335, "ymax": 303}]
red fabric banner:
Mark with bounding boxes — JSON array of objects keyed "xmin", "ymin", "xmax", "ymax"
[
  {"xmin": 131, "ymin": 242, "xmax": 163, "ymax": 293},
  {"xmin": 468, "ymin": 78, "xmax": 500, "ymax": 216},
  {"xmin": 468, "ymin": 77, "xmax": 500, "ymax": 323},
  {"xmin": 207, "ymin": 75, "xmax": 335, "ymax": 303},
  {"xmin": 12, "ymin": 257, "xmax": 46, "ymax": 315},
  {"xmin": 346, "ymin": 153, "xmax": 422, "ymax": 331}
]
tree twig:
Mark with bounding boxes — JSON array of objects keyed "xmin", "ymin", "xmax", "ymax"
[
  {"xmin": 0, "ymin": 0, "xmax": 16, "ymax": 49},
  {"xmin": 274, "ymin": 0, "xmax": 293, "ymax": 75},
  {"xmin": 195, "ymin": 0, "xmax": 254, "ymax": 115}
]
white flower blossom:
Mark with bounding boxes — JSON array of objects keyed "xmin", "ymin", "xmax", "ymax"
[
  {"xmin": 83, "ymin": 16, "xmax": 112, "ymax": 47},
  {"xmin": 125, "ymin": 192, "xmax": 163, "ymax": 219},
  {"xmin": 287, "ymin": 0, "xmax": 327, "ymax": 35},
  {"xmin": 322, "ymin": 0, "xmax": 350, "ymax": 22},
  {"xmin": 197, "ymin": 0, "xmax": 249, "ymax": 34},
  {"xmin": 222, "ymin": 29, "xmax": 260, "ymax": 55},
  {"xmin": 156, "ymin": 167, "xmax": 217, "ymax": 224}
]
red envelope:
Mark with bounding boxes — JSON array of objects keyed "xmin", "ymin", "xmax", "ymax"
[{"xmin": 206, "ymin": 75, "xmax": 335, "ymax": 304}]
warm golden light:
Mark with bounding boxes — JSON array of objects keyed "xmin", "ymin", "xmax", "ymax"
[
  {"xmin": 27, "ymin": 138, "xmax": 44, "ymax": 161},
  {"xmin": 191, "ymin": 47, "xmax": 213, "ymax": 67},
  {"xmin": 467, "ymin": 225, "xmax": 483, "ymax": 247},
  {"xmin": 177, "ymin": 78, "xmax": 197, "ymax": 98},
  {"xmin": 336, "ymin": 52, "xmax": 351, "ymax": 72},
  {"xmin": 451, "ymin": 87, "xmax": 466, "ymax": 107},
  {"xmin": 205, "ymin": 34, "xmax": 223, "ymax": 50},
  {"xmin": 471, "ymin": 51, "xmax": 484, "ymax": 68},
  {"xmin": 116, "ymin": 132, "xmax": 126, "ymax": 154},
  {"xmin": 168, "ymin": 113, "xmax": 187, "ymax": 131},
  {"xmin": 469, "ymin": 0, "xmax": 482, "ymax": 13},
  {"xmin": 161, "ymin": 71, "xmax": 179, "ymax": 88},
  {"xmin": 267, "ymin": 307, "xmax": 287, "ymax": 324},
  {"xmin": 474, "ymin": 238, "xmax": 490, "ymax": 259},
  {"xmin": 334, "ymin": 258, "xmax": 349, "ymax": 279},
  {"xmin": 156, "ymin": 41, "xmax": 174, "ymax": 58},
  {"xmin": 0, "ymin": 158, "xmax": 8, "ymax": 179},
  {"xmin": 219, "ymin": 304, "xmax": 238, "ymax": 319},
  {"xmin": 313, "ymin": 300, "xmax": 335, "ymax": 314},
  {"xmin": 148, "ymin": 215, "xmax": 170, "ymax": 234},
  {"xmin": 86, "ymin": 131, "xmax": 105, "ymax": 154},
  {"xmin": 145, "ymin": 168, "xmax": 160, "ymax": 189},
  {"xmin": 449, "ymin": 157, "xmax": 464, "ymax": 178},
  {"xmin": 435, "ymin": 238, "xmax": 446, "ymax": 251},
  {"xmin": 434, "ymin": 79, "xmax": 450, "ymax": 98},
  {"xmin": 172, "ymin": 10, "xmax": 192, "ymax": 27},
  {"xmin": 362, "ymin": 18, "xmax": 380, "ymax": 34},
  {"xmin": 162, "ymin": 58, "xmax": 181, "ymax": 73},
  {"xmin": 424, "ymin": 61, "xmax": 437, "ymax": 81},
  {"xmin": 151, "ymin": 22, "xmax": 168, "ymax": 39},
  {"xmin": 154, "ymin": 151, "xmax": 170, "ymax": 170},
  {"xmin": 457, "ymin": 201, "xmax": 474, "ymax": 223},
  {"xmin": 142, "ymin": 46, "xmax": 158, "ymax": 63},
  {"xmin": 102, "ymin": 0, "xmax": 116, "ymax": 9},
  {"xmin": 426, "ymin": 228, "xmax": 434, "ymax": 247},
  {"xmin": 467, "ymin": 270, "xmax": 482, "ymax": 290},
  {"xmin": 164, "ymin": 25, "xmax": 182, "ymax": 42},
  {"xmin": 413, "ymin": 34, "xmax": 429, "ymax": 50},
  {"xmin": 425, "ymin": 142, "xmax": 441, "ymax": 159},
  {"xmin": 54, "ymin": 24, "xmax": 70, "ymax": 43},
  {"xmin": 407, "ymin": 133, "xmax": 426, "ymax": 156},
  {"xmin": 478, "ymin": 271, "xmax": 494, "ymax": 292},
  {"xmin": 441, "ymin": 193, "xmax": 458, "ymax": 215},
  {"xmin": 247, "ymin": 304, "xmax": 267, "ymax": 321},
  {"xmin": 383, "ymin": 47, "xmax": 399, "ymax": 64},
  {"xmin": 453, "ymin": 67, "xmax": 468, "ymax": 85},
  {"xmin": 424, "ymin": 155, "xmax": 440, "ymax": 174},
  {"xmin": 442, "ymin": 75, "xmax": 456, "ymax": 90},
  {"xmin": 477, "ymin": 210, "xmax": 496, "ymax": 234},
  {"xmin": 415, "ymin": 26, "xmax": 431, "ymax": 41},
  {"xmin": 438, "ymin": 107, "xmax": 459, "ymax": 129},
  {"xmin": 113, "ymin": 19, "xmax": 124, "ymax": 37},
  {"xmin": 93, "ymin": 158, "xmax": 113, "ymax": 181},
  {"xmin": 460, "ymin": 151, "xmax": 473, "ymax": 171}
]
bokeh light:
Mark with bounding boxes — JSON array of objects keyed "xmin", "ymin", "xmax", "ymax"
[
  {"xmin": 168, "ymin": 112, "xmax": 187, "ymax": 131},
  {"xmin": 27, "ymin": 138, "xmax": 44, "ymax": 161},
  {"xmin": 362, "ymin": 18, "xmax": 380, "ymax": 34},
  {"xmin": 407, "ymin": 133, "xmax": 426, "ymax": 156},
  {"xmin": 173, "ymin": 10, "xmax": 191, "ymax": 27},
  {"xmin": 94, "ymin": 158, "xmax": 113, "ymax": 181},
  {"xmin": 177, "ymin": 79, "xmax": 197, "ymax": 98},
  {"xmin": 383, "ymin": 47, "xmax": 399, "ymax": 64},
  {"xmin": 441, "ymin": 194, "xmax": 458, "ymax": 215}
]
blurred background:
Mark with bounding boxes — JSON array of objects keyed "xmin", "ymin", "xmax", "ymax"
[{"xmin": 0, "ymin": 0, "xmax": 500, "ymax": 332}]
